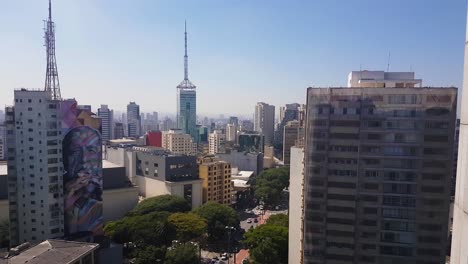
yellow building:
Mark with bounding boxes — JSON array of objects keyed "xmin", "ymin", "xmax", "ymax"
[{"xmin": 198, "ymin": 156, "xmax": 232, "ymax": 205}]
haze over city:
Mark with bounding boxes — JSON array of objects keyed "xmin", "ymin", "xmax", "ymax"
[{"xmin": 0, "ymin": 0, "xmax": 465, "ymax": 115}]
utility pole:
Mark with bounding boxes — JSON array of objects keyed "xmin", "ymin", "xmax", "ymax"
[{"xmin": 225, "ymin": 226, "xmax": 236, "ymax": 264}]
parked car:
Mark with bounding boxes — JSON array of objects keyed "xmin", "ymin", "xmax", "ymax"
[
  {"xmin": 221, "ymin": 253, "xmax": 228, "ymax": 260},
  {"xmin": 247, "ymin": 218, "xmax": 252, "ymax": 223}
]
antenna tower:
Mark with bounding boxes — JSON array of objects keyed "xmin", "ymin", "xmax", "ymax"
[{"xmin": 44, "ymin": 0, "xmax": 61, "ymax": 100}]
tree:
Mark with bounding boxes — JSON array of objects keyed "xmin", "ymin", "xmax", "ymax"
[
  {"xmin": 130, "ymin": 195, "xmax": 191, "ymax": 216},
  {"xmin": 266, "ymin": 214, "xmax": 288, "ymax": 227},
  {"xmin": 249, "ymin": 238, "xmax": 280, "ymax": 264},
  {"xmin": 193, "ymin": 202, "xmax": 240, "ymax": 240},
  {"xmin": 133, "ymin": 246, "xmax": 166, "ymax": 264},
  {"xmin": 0, "ymin": 220, "xmax": 9, "ymax": 249},
  {"xmin": 254, "ymin": 186, "xmax": 280, "ymax": 206},
  {"xmin": 168, "ymin": 213, "xmax": 207, "ymax": 242},
  {"xmin": 253, "ymin": 167, "xmax": 290, "ymax": 207},
  {"xmin": 244, "ymin": 224, "xmax": 288, "ymax": 264},
  {"xmin": 165, "ymin": 244, "xmax": 199, "ymax": 264}
]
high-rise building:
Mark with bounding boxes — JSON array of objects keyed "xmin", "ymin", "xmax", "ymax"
[
  {"xmin": 275, "ymin": 103, "xmax": 300, "ymax": 147},
  {"xmin": 177, "ymin": 22, "xmax": 197, "ymax": 141},
  {"xmin": 226, "ymin": 123, "xmax": 237, "ymax": 143},
  {"xmin": 162, "ymin": 129, "xmax": 197, "ymax": 155},
  {"xmin": 0, "ymin": 123, "xmax": 5, "ymax": 160},
  {"xmin": 127, "ymin": 102, "xmax": 141, "ymax": 138},
  {"xmin": 254, "ymin": 102, "xmax": 275, "ymax": 145},
  {"xmin": 301, "ymin": 73, "xmax": 456, "ymax": 264},
  {"xmin": 209, "ymin": 130, "xmax": 225, "ymax": 154},
  {"xmin": 198, "ymin": 156, "xmax": 232, "ymax": 205},
  {"xmin": 98, "ymin": 104, "xmax": 113, "ymax": 142},
  {"xmin": 451, "ymin": 12, "xmax": 468, "ymax": 263},
  {"xmin": 282, "ymin": 120, "xmax": 300, "ymax": 165},
  {"xmin": 77, "ymin": 105, "xmax": 91, "ymax": 112},
  {"xmin": 161, "ymin": 117, "xmax": 175, "ymax": 132},
  {"xmin": 288, "ymin": 146, "xmax": 305, "ymax": 264},
  {"xmin": 240, "ymin": 120, "xmax": 254, "ymax": 132},
  {"xmin": 198, "ymin": 126, "xmax": 209, "ymax": 143},
  {"xmin": 238, "ymin": 133, "xmax": 264, "ymax": 153},
  {"xmin": 113, "ymin": 122, "xmax": 125, "ymax": 139}
]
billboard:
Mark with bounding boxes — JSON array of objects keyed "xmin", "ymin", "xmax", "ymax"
[{"xmin": 60, "ymin": 100, "xmax": 103, "ymax": 236}]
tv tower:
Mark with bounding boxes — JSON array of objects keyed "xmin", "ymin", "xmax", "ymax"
[{"xmin": 44, "ymin": 0, "xmax": 61, "ymax": 100}]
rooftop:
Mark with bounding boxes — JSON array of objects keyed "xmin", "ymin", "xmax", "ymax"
[
  {"xmin": 102, "ymin": 160, "xmax": 122, "ymax": 169},
  {"xmin": 1, "ymin": 240, "xmax": 99, "ymax": 264}
]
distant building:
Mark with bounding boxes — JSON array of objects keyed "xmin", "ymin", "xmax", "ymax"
[
  {"xmin": 77, "ymin": 105, "xmax": 92, "ymax": 112},
  {"xmin": 226, "ymin": 123, "xmax": 237, "ymax": 143},
  {"xmin": 98, "ymin": 104, "xmax": 114, "ymax": 142},
  {"xmin": 217, "ymin": 150, "xmax": 263, "ymax": 176},
  {"xmin": 238, "ymin": 133, "xmax": 264, "ymax": 153},
  {"xmin": 263, "ymin": 145, "xmax": 275, "ymax": 169},
  {"xmin": 113, "ymin": 122, "xmax": 125, "ymax": 139},
  {"xmin": 161, "ymin": 117, "xmax": 175, "ymax": 132},
  {"xmin": 146, "ymin": 131, "xmax": 162, "ymax": 147},
  {"xmin": 275, "ymin": 103, "xmax": 300, "ymax": 148},
  {"xmin": 209, "ymin": 130, "xmax": 225, "ymax": 154},
  {"xmin": 198, "ymin": 126, "xmax": 208, "ymax": 143},
  {"xmin": 162, "ymin": 129, "xmax": 197, "ymax": 155},
  {"xmin": 254, "ymin": 102, "xmax": 275, "ymax": 145},
  {"xmin": 127, "ymin": 102, "xmax": 141, "ymax": 138},
  {"xmin": 240, "ymin": 120, "xmax": 254, "ymax": 132},
  {"xmin": 0, "ymin": 124, "xmax": 5, "ymax": 160},
  {"xmin": 282, "ymin": 120, "xmax": 300, "ymax": 165},
  {"xmin": 198, "ymin": 156, "xmax": 232, "ymax": 205}
]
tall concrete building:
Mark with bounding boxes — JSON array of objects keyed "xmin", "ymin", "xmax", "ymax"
[
  {"xmin": 177, "ymin": 22, "xmax": 197, "ymax": 141},
  {"xmin": 302, "ymin": 73, "xmax": 456, "ymax": 264},
  {"xmin": 198, "ymin": 156, "xmax": 233, "ymax": 205},
  {"xmin": 162, "ymin": 129, "xmax": 197, "ymax": 155},
  {"xmin": 240, "ymin": 120, "xmax": 254, "ymax": 132},
  {"xmin": 275, "ymin": 103, "xmax": 300, "ymax": 147},
  {"xmin": 113, "ymin": 122, "xmax": 125, "ymax": 139},
  {"xmin": 226, "ymin": 123, "xmax": 237, "ymax": 143},
  {"xmin": 451, "ymin": 11, "xmax": 468, "ymax": 263},
  {"xmin": 127, "ymin": 102, "xmax": 141, "ymax": 138},
  {"xmin": 0, "ymin": 123, "xmax": 5, "ymax": 160},
  {"xmin": 6, "ymin": 91, "xmax": 65, "ymax": 245},
  {"xmin": 209, "ymin": 130, "xmax": 225, "ymax": 154},
  {"xmin": 289, "ymin": 146, "xmax": 305, "ymax": 264},
  {"xmin": 98, "ymin": 104, "xmax": 113, "ymax": 142},
  {"xmin": 283, "ymin": 120, "xmax": 300, "ymax": 165},
  {"xmin": 238, "ymin": 133, "xmax": 264, "ymax": 153},
  {"xmin": 254, "ymin": 102, "xmax": 275, "ymax": 145}
]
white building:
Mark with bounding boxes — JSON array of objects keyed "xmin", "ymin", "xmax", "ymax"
[
  {"xmin": 225, "ymin": 123, "xmax": 237, "ymax": 143},
  {"xmin": 288, "ymin": 147, "xmax": 304, "ymax": 264},
  {"xmin": 254, "ymin": 102, "xmax": 275, "ymax": 145},
  {"xmin": 347, "ymin": 70, "xmax": 422, "ymax": 88},
  {"xmin": 127, "ymin": 102, "xmax": 141, "ymax": 138},
  {"xmin": 6, "ymin": 90, "xmax": 65, "ymax": 245},
  {"xmin": 98, "ymin": 104, "xmax": 114, "ymax": 142},
  {"xmin": 162, "ymin": 129, "xmax": 197, "ymax": 155},
  {"xmin": 209, "ymin": 130, "xmax": 225, "ymax": 154}
]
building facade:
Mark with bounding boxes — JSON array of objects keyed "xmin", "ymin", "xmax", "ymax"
[
  {"xmin": 303, "ymin": 84, "xmax": 456, "ymax": 264},
  {"xmin": 289, "ymin": 147, "xmax": 304, "ymax": 264},
  {"xmin": 238, "ymin": 133, "xmax": 264, "ymax": 153},
  {"xmin": 254, "ymin": 102, "xmax": 275, "ymax": 145},
  {"xmin": 283, "ymin": 120, "xmax": 300, "ymax": 165},
  {"xmin": 226, "ymin": 123, "xmax": 237, "ymax": 143},
  {"xmin": 113, "ymin": 122, "xmax": 125, "ymax": 140},
  {"xmin": 209, "ymin": 130, "xmax": 225, "ymax": 154},
  {"xmin": 198, "ymin": 156, "xmax": 232, "ymax": 205},
  {"xmin": 127, "ymin": 102, "xmax": 141, "ymax": 138},
  {"xmin": 98, "ymin": 104, "xmax": 113, "ymax": 142},
  {"xmin": 0, "ymin": 123, "xmax": 5, "ymax": 160},
  {"xmin": 162, "ymin": 129, "xmax": 197, "ymax": 155}
]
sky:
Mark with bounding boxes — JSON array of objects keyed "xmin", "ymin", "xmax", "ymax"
[{"xmin": 0, "ymin": 0, "xmax": 467, "ymax": 117}]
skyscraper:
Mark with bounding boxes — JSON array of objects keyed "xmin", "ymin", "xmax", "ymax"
[
  {"xmin": 98, "ymin": 104, "xmax": 113, "ymax": 142},
  {"xmin": 113, "ymin": 122, "xmax": 125, "ymax": 139},
  {"xmin": 0, "ymin": 123, "xmax": 5, "ymax": 160},
  {"xmin": 301, "ymin": 72, "xmax": 456, "ymax": 264},
  {"xmin": 209, "ymin": 130, "xmax": 225, "ymax": 154},
  {"xmin": 254, "ymin": 102, "xmax": 275, "ymax": 145},
  {"xmin": 177, "ymin": 22, "xmax": 197, "ymax": 141},
  {"xmin": 127, "ymin": 102, "xmax": 141, "ymax": 138},
  {"xmin": 282, "ymin": 120, "xmax": 300, "ymax": 165}
]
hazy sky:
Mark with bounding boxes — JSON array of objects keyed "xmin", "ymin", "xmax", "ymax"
[{"xmin": 0, "ymin": 0, "xmax": 466, "ymax": 116}]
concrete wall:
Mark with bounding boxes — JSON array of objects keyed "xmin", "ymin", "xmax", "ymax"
[
  {"xmin": 0, "ymin": 200, "xmax": 8, "ymax": 222},
  {"xmin": 102, "ymin": 187, "xmax": 138, "ymax": 223},
  {"xmin": 167, "ymin": 180, "xmax": 203, "ymax": 208},
  {"xmin": 288, "ymin": 147, "xmax": 304, "ymax": 264}
]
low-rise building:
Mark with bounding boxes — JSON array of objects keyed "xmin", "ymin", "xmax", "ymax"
[
  {"xmin": 217, "ymin": 150, "xmax": 263, "ymax": 176},
  {"xmin": 198, "ymin": 156, "xmax": 232, "ymax": 205},
  {"xmin": 162, "ymin": 129, "xmax": 197, "ymax": 155}
]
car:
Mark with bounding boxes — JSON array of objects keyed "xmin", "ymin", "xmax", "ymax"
[
  {"xmin": 221, "ymin": 253, "xmax": 228, "ymax": 260},
  {"xmin": 254, "ymin": 218, "xmax": 258, "ymax": 223},
  {"xmin": 246, "ymin": 218, "xmax": 252, "ymax": 223}
]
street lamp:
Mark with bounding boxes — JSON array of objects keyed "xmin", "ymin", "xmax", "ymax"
[{"xmin": 225, "ymin": 226, "xmax": 236, "ymax": 264}]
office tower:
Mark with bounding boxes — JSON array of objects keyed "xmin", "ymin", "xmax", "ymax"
[
  {"xmin": 226, "ymin": 123, "xmax": 237, "ymax": 143},
  {"xmin": 198, "ymin": 156, "xmax": 232, "ymax": 205},
  {"xmin": 229, "ymin": 116, "xmax": 239, "ymax": 127},
  {"xmin": 98, "ymin": 104, "xmax": 113, "ymax": 142},
  {"xmin": 451, "ymin": 12, "xmax": 468, "ymax": 263},
  {"xmin": 162, "ymin": 129, "xmax": 197, "ymax": 155},
  {"xmin": 177, "ymin": 22, "xmax": 197, "ymax": 141},
  {"xmin": 302, "ymin": 75, "xmax": 457, "ymax": 264},
  {"xmin": 240, "ymin": 120, "xmax": 254, "ymax": 132},
  {"xmin": 0, "ymin": 123, "xmax": 5, "ymax": 160},
  {"xmin": 275, "ymin": 103, "xmax": 300, "ymax": 147},
  {"xmin": 289, "ymin": 146, "xmax": 305, "ymax": 264},
  {"xmin": 238, "ymin": 133, "xmax": 264, "ymax": 153},
  {"xmin": 127, "ymin": 102, "xmax": 141, "ymax": 138},
  {"xmin": 198, "ymin": 126, "xmax": 209, "ymax": 143},
  {"xmin": 113, "ymin": 122, "xmax": 125, "ymax": 139},
  {"xmin": 209, "ymin": 130, "xmax": 225, "ymax": 154},
  {"xmin": 161, "ymin": 117, "xmax": 175, "ymax": 132},
  {"xmin": 254, "ymin": 102, "xmax": 275, "ymax": 145},
  {"xmin": 283, "ymin": 120, "xmax": 300, "ymax": 165}
]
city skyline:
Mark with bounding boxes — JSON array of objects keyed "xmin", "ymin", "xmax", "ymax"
[{"xmin": 0, "ymin": 0, "xmax": 466, "ymax": 115}]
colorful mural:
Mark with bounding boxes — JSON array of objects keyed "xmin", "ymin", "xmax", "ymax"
[{"xmin": 61, "ymin": 100, "xmax": 103, "ymax": 236}]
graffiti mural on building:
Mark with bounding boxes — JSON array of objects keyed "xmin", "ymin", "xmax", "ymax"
[{"xmin": 61, "ymin": 100, "xmax": 103, "ymax": 236}]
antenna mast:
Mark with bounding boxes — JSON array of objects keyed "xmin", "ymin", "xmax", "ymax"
[
  {"xmin": 184, "ymin": 20, "xmax": 188, "ymax": 81},
  {"xmin": 44, "ymin": 0, "xmax": 61, "ymax": 100},
  {"xmin": 387, "ymin": 52, "xmax": 391, "ymax": 72}
]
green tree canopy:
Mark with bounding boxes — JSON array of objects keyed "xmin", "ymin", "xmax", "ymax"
[
  {"xmin": 165, "ymin": 244, "xmax": 199, "ymax": 264},
  {"xmin": 193, "ymin": 202, "xmax": 239, "ymax": 240},
  {"xmin": 130, "ymin": 195, "xmax": 191, "ymax": 216},
  {"xmin": 244, "ymin": 224, "xmax": 288, "ymax": 264},
  {"xmin": 168, "ymin": 213, "xmax": 207, "ymax": 243},
  {"xmin": 133, "ymin": 246, "xmax": 166, "ymax": 264},
  {"xmin": 253, "ymin": 167, "xmax": 290, "ymax": 206},
  {"xmin": 249, "ymin": 238, "xmax": 280, "ymax": 264},
  {"xmin": 104, "ymin": 211, "xmax": 176, "ymax": 247},
  {"xmin": 266, "ymin": 214, "xmax": 288, "ymax": 227}
]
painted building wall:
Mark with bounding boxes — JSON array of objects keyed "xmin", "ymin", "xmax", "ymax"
[
  {"xmin": 289, "ymin": 147, "xmax": 304, "ymax": 264},
  {"xmin": 102, "ymin": 187, "xmax": 138, "ymax": 223}
]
